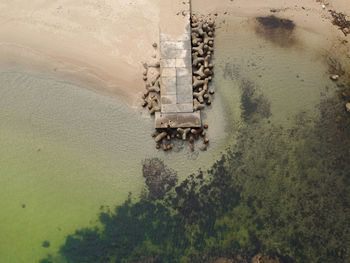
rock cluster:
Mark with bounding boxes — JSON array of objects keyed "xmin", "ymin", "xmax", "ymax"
[
  {"xmin": 141, "ymin": 59, "xmax": 162, "ymax": 115},
  {"xmin": 191, "ymin": 15, "xmax": 215, "ymax": 110},
  {"xmin": 329, "ymin": 10, "xmax": 350, "ymax": 36},
  {"xmin": 151, "ymin": 124, "xmax": 210, "ymax": 152}
]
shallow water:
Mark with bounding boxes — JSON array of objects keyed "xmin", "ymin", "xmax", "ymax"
[
  {"xmin": 0, "ymin": 69, "xmax": 226, "ymax": 262},
  {"xmin": 0, "ymin": 16, "xmax": 337, "ymax": 263}
]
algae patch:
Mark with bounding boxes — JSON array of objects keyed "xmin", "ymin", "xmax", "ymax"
[{"xmin": 255, "ymin": 15, "xmax": 297, "ymax": 47}]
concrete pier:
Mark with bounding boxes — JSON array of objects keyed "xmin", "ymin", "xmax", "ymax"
[{"xmin": 155, "ymin": 0, "xmax": 201, "ymax": 128}]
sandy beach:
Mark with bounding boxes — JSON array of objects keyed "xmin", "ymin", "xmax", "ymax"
[{"xmin": 0, "ymin": 0, "xmax": 349, "ymax": 104}]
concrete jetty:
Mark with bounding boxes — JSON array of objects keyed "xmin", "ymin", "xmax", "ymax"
[{"xmin": 155, "ymin": 0, "xmax": 201, "ymax": 128}]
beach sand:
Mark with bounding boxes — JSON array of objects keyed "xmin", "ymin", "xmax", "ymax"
[{"xmin": 0, "ymin": 0, "xmax": 349, "ymax": 104}]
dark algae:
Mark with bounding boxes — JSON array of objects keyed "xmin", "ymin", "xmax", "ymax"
[
  {"xmin": 40, "ymin": 79, "xmax": 350, "ymax": 262},
  {"xmin": 239, "ymin": 80, "xmax": 271, "ymax": 122},
  {"xmin": 255, "ymin": 15, "xmax": 297, "ymax": 47},
  {"xmin": 42, "ymin": 241, "xmax": 50, "ymax": 248},
  {"xmin": 256, "ymin": 16, "xmax": 295, "ymax": 31}
]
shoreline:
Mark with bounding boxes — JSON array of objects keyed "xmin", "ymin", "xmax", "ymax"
[{"xmin": 0, "ymin": 0, "xmax": 349, "ymax": 105}]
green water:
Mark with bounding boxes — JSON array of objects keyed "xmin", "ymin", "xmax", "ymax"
[
  {"xmin": 0, "ymin": 17, "xmax": 339, "ymax": 263},
  {"xmin": 0, "ymin": 70, "xmax": 226, "ymax": 262}
]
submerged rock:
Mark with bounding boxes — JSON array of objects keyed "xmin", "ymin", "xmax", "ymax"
[
  {"xmin": 142, "ymin": 158, "xmax": 178, "ymax": 199},
  {"xmin": 330, "ymin": 74, "xmax": 339, "ymax": 81},
  {"xmin": 346, "ymin": 103, "xmax": 350, "ymax": 112}
]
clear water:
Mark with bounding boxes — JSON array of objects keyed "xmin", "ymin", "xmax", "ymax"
[
  {"xmin": 0, "ymin": 70, "xmax": 226, "ymax": 262},
  {"xmin": 0, "ymin": 17, "xmax": 336, "ymax": 263}
]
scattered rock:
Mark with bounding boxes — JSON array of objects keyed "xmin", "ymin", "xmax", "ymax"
[
  {"xmin": 152, "ymin": 42, "xmax": 157, "ymax": 48},
  {"xmin": 346, "ymin": 103, "xmax": 350, "ymax": 112},
  {"xmin": 329, "ymin": 10, "xmax": 350, "ymax": 36},
  {"xmin": 330, "ymin": 74, "xmax": 339, "ymax": 81},
  {"xmin": 204, "ymin": 124, "xmax": 209, "ymax": 129},
  {"xmin": 167, "ymin": 144, "xmax": 173, "ymax": 150},
  {"xmin": 199, "ymin": 142, "xmax": 208, "ymax": 151},
  {"xmin": 155, "ymin": 131, "xmax": 167, "ymax": 143}
]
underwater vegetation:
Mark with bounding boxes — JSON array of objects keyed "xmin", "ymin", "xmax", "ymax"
[
  {"xmin": 255, "ymin": 15, "xmax": 297, "ymax": 47},
  {"xmin": 40, "ymin": 77, "xmax": 350, "ymax": 263}
]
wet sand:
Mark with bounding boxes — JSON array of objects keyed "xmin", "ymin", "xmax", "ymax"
[{"xmin": 1, "ymin": 0, "xmax": 349, "ymax": 105}]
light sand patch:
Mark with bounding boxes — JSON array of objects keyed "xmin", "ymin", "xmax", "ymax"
[{"xmin": 0, "ymin": 0, "xmax": 181, "ymax": 105}]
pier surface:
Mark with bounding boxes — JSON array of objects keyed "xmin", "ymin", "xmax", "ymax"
[{"xmin": 155, "ymin": 0, "xmax": 201, "ymax": 128}]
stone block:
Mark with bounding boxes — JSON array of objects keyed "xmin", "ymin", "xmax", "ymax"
[
  {"xmin": 161, "ymin": 48, "xmax": 177, "ymax": 59},
  {"xmin": 161, "ymin": 41, "xmax": 178, "ymax": 50},
  {"xmin": 161, "ymin": 76, "xmax": 176, "ymax": 94},
  {"xmin": 177, "ymin": 75, "xmax": 192, "ymax": 86},
  {"xmin": 181, "ymin": 40, "xmax": 192, "ymax": 50},
  {"xmin": 161, "ymin": 95, "xmax": 177, "ymax": 105},
  {"xmin": 155, "ymin": 112, "xmax": 201, "ymax": 128},
  {"xmin": 176, "ymin": 67, "xmax": 191, "ymax": 77},
  {"xmin": 161, "ymin": 67, "xmax": 176, "ymax": 77},
  {"xmin": 179, "ymin": 33, "xmax": 191, "ymax": 41},
  {"xmin": 160, "ymin": 59, "xmax": 176, "ymax": 68},
  {"xmin": 175, "ymin": 49, "xmax": 190, "ymax": 59},
  {"xmin": 160, "ymin": 34, "xmax": 171, "ymax": 42},
  {"xmin": 161, "ymin": 103, "xmax": 178, "ymax": 113},
  {"xmin": 177, "ymin": 92, "xmax": 193, "ymax": 104},
  {"xmin": 177, "ymin": 103, "xmax": 193, "ymax": 113},
  {"xmin": 176, "ymin": 58, "xmax": 191, "ymax": 68}
]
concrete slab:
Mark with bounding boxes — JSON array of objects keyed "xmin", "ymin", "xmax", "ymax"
[
  {"xmin": 161, "ymin": 41, "xmax": 178, "ymax": 50},
  {"xmin": 177, "ymin": 93, "xmax": 193, "ymax": 104},
  {"xmin": 161, "ymin": 104, "xmax": 178, "ymax": 113},
  {"xmin": 161, "ymin": 48, "xmax": 177, "ymax": 59},
  {"xmin": 161, "ymin": 67, "xmax": 176, "ymax": 78},
  {"xmin": 155, "ymin": 112, "xmax": 201, "ymax": 128},
  {"xmin": 176, "ymin": 75, "xmax": 192, "ymax": 86},
  {"xmin": 175, "ymin": 58, "xmax": 191, "ymax": 68},
  {"xmin": 156, "ymin": 1, "xmax": 201, "ymax": 129},
  {"xmin": 176, "ymin": 67, "xmax": 191, "ymax": 77},
  {"xmin": 161, "ymin": 76, "xmax": 177, "ymax": 94},
  {"xmin": 177, "ymin": 103, "xmax": 193, "ymax": 113},
  {"xmin": 180, "ymin": 34, "xmax": 191, "ymax": 41},
  {"xmin": 160, "ymin": 59, "xmax": 176, "ymax": 68},
  {"xmin": 175, "ymin": 49, "xmax": 190, "ymax": 59},
  {"xmin": 161, "ymin": 95, "xmax": 177, "ymax": 105}
]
